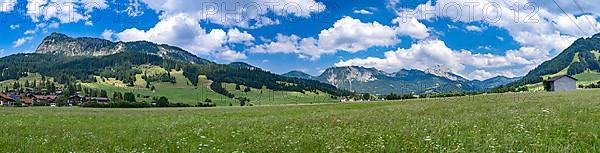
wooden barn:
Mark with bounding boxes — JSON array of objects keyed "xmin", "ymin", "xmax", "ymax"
[{"xmin": 545, "ymin": 75, "xmax": 578, "ymax": 92}]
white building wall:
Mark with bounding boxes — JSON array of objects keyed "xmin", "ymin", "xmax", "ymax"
[{"xmin": 553, "ymin": 77, "xmax": 577, "ymax": 92}]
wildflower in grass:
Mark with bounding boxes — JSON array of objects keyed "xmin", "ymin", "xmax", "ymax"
[
  {"xmin": 542, "ymin": 109, "xmax": 551, "ymax": 113},
  {"xmin": 424, "ymin": 136, "xmax": 432, "ymax": 141}
]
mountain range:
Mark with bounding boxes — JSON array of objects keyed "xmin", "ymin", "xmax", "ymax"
[
  {"xmin": 36, "ymin": 33, "xmax": 212, "ymax": 64},
  {"xmin": 0, "ymin": 33, "xmax": 351, "ymax": 100},
  {"xmin": 4, "ymin": 32, "xmax": 600, "ymax": 97},
  {"xmin": 283, "ymin": 66, "xmax": 521, "ymax": 95},
  {"xmin": 31, "ymin": 33, "xmax": 521, "ymax": 96}
]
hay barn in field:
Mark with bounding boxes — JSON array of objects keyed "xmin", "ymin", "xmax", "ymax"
[{"xmin": 545, "ymin": 75, "xmax": 578, "ymax": 92}]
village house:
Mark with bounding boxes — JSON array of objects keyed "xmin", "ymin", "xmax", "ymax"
[
  {"xmin": 32, "ymin": 95, "xmax": 58, "ymax": 103},
  {"xmin": 545, "ymin": 75, "xmax": 578, "ymax": 92},
  {"xmin": 69, "ymin": 95, "xmax": 111, "ymax": 104},
  {"xmin": 0, "ymin": 93, "xmax": 15, "ymax": 106}
]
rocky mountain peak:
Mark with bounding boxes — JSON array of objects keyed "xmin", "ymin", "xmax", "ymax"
[
  {"xmin": 424, "ymin": 66, "xmax": 468, "ymax": 82},
  {"xmin": 35, "ymin": 33, "xmax": 212, "ymax": 64}
]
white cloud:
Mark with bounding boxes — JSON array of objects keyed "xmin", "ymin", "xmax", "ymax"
[
  {"xmin": 101, "ymin": 29, "xmax": 114, "ymax": 41},
  {"xmin": 317, "ymin": 17, "xmax": 401, "ymax": 52},
  {"xmin": 13, "ymin": 37, "xmax": 34, "ymax": 48},
  {"xmin": 9, "ymin": 24, "xmax": 20, "ymax": 30},
  {"xmin": 139, "ymin": 0, "xmax": 325, "ymax": 28},
  {"xmin": 24, "ymin": 30, "xmax": 36, "ymax": 35},
  {"xmin": 215, "ymin": 50, "xmax": 247, "ymax": 61},
  {"xmin": 117, "ymin": 14, "xmax": 226, "ymax": 54},
  {"xmin": 465, "ymin": 25, "xmax": 484, "ymax": 32},
  {"xmin": 115, "ymin": 13, "xmax": 250, "ymax": 61},
  {"xmin": 384, "ymin": 0, "xmax": 600, "ymax": 78},
  {"xmin": 469, "ymin": 70, "xmax": 516, "ymax": 81},
  {"xmin": 404, "ymin": 0, "xmax": 591, "ymax": 51},
  {"xmin": 25, "ymin": 0, "xmax": 108, "ymax": 26},
  {"xmin": 227, "ymin": 28, "xmax": 255, "ymax": 44},
  {"xmin": 0, "ymin": 0, "xmax": 17, "ymax": 12},
  {"xmin": 335, "ymin": 39, "xmax": 534, "ymax": 80},
  {"xmin": 249, "ymin": 16, "xmax": 430, "ymax": 59},
  {"xmin": 116, "ymin": 0, "xmax": 144, "ymax": 17},
  {"xmin": 353, "ymin": 9, "xmax": 373, "ymax": 15},
  {"xmin": 84, "ymin": 20, "xmax": 93, "ymax": 26},
  {"xmin": 393, "ymin": 17, "xmax": 430, "ymax": 39},
  {"xmin": 553, "ymin": 14, "xmax": 600, "ymax": 38}
]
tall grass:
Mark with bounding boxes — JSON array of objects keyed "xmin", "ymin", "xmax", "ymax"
[{"xmin": 1, "ymin": 89, "xmax": 599, "ymax": 152}]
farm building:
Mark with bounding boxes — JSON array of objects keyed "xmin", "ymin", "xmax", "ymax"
[
  {"xmin": 0, "ymin": 93, "xmax": 15, "ymax": 106},
  {"xmin": 545, "ymin": 75, "xmax": 578, "ymax": 92}
]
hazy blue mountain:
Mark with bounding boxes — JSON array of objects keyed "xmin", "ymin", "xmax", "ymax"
[
  {"xmin": 471, "ymin": 76, "xmax": 523, "ymax": 89},
  {"xmin": 312, "ymin": 66, "xmax": 477, "ymax": 95},
  {"xmin": 282, "ymin": 71, "xmax": 314, "ymax": 80},
  {"xmin": 311, "ymin": 66, "xmax": 519, "ymax": 94}
]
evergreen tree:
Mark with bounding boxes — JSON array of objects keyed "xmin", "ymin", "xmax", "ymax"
[
  {"xmin": 12, "ymin": 82, "xmax": 19, "ymax": 89},
  {"xmin": 91, "ymin": 89, "xmax": 97, "ymax": 97},
  {"xmin": 100, "ymin": 90, "xmax": 108, "ymax": 98},
  {"xmin": 123, "ymin": 92, "xmax": 136, "ymax": 102},
  {"xmin": 113, "ymin": 92, "xmax": 123, "ymax": 102},
  {"xmin": 156, "ymin": 96, "xmax": 169, "ymax": 107}
]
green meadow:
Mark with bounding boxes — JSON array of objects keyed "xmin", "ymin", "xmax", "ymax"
[
  {"xmin": 79, "ymin": 65, "xmax": 337, "ymax": 106},
  {"xmin": 1, "ymin": 89, "xmax": 599, "ymax": 152}
]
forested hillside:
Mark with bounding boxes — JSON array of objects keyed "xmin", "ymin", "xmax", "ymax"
[
  {"xmin": 503, "ymin": 33, "xmax": 600, "ymax": 89},
  {"xmin": 0, "ymin": 33, "xmax": 352, "ymax": 102}
]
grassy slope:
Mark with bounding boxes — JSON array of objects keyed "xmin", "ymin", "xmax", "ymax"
[
  {"xmin": 0, "ymin": 73, "xmax": 61, "ymax": 90},
  {"xmin": 222, "ymin": 83, "xmax": 337, "ymax": 105},
  {"xmin": 525, "ymin": 52, "xmax": 600, "ymax": 90},
  {"xmin": 1, "ymin": 90, "xmax": 600, "ymax": 152},
  {"xmin": 81, "ymin": 65, "xmax": 336, "ymax": 106},
  {"xmin": 82, "ymin": 66, "xmax": 236, "ymax": 106}
]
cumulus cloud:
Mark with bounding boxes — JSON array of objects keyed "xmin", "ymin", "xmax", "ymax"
[
  {"xmin": 553, "ymin": 14, "xmax": 600, "ymax": 38},
  {"xmin": 393, "ymin": 17, "xmax": 430, "ymax": 39},
  {"xmin": 227, "ymin": 28, "xmax": 255, "ymax": 44},
  {"xmin": 101, "ymin": 29, "xmax": 114, "ymax": 41},
  {"xmin": 380, "ymin": 0, "xmax": 600, "ymax": 78},
  {"xmin": 249, "ymin": 16, "xmax": 430, "ymax": 59},
  {"xmin": 403, "ymin": 0, "xmax": 591, "ymax": 52},
  {"xmin": 317, "ymin": 17, "xmax": 402, "ymax": 52},
  {"xmin": 335, "ymin": 39, "xmax": 533, "ymax": 80},
  {"xmin": 13, "ymin": 36, "xmax": 34, "ymax": 48},
  {"xmin": 26, "ymin": 0, "xmax": 108, "ymax": 24},
  {"xmin": 215, "ymin": 50, "xmax": 248, "ymax": 61},
  {"xmin": 115, "ymin": 13, "xmax": 251, "ymax": 61},
  {"xmin": 138, "ymin": 0, "xmax": 325, "ymax": 28}
]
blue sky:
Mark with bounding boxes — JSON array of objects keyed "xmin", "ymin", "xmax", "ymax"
[{"xmin": 1, "ymin": 0, "xmax": 599, "ymax": 80}]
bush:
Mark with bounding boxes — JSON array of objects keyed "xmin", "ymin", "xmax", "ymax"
[
  {"xmin": 123, "ymin": 92, "xmax": 136, "ymax": 102},
  {"xmin": 196, "ymin": 102, "xmax": 216, "ymax": 107},
  {"xmin": 33, "ymin": 101, "xmax": 50, "ymax": 106}
]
